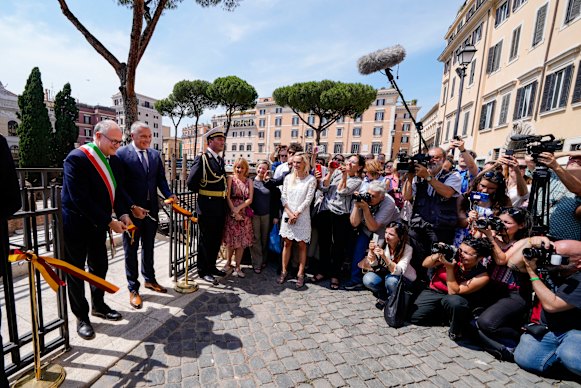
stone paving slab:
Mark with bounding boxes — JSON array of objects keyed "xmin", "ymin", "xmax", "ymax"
[{"xmin": 90, "ymin": 265, "xmax": 581, "ymax": 387}]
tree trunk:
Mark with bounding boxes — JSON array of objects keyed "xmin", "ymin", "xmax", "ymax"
[
  {"xmin": 193, "ymin": 117, "xmax": 200, "ymax": 158},
  {"xmin": 119, "ymin": 75, "xmax": 138, "ymax": 140}
]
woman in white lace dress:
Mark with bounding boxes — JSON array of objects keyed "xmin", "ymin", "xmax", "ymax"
[{"xmin": 278, "ymin": 153, "xmax": 317, "ymax": 288}]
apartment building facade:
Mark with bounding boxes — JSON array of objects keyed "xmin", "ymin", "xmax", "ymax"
[
  {"xmin": 0, "ymin": 81, "xmax": 19, "ymax": 159},
  {"xmin": 437, "ymin": 0, "xmax": 581, "ymax": 162},
  {"xmin": 210, "ymin": 88, "xmax": 415, "ymax": 165},
  {"xmin": 181, "ymin": 123, "xmax": 211, "ymax": 159},
  {"xmin": 111, "ymin": 92, "xmax": 163, "ymax": 151},
  {"xmin": 76, "ymin": 103, "xmax": 116, "ymax": 145},
  {"xmin": 391, "ymin": 103, "xmax": 421, "ymax": 159}
]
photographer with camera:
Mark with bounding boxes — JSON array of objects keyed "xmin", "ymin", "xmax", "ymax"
[
  {"xmin": 448, "ymin": 137, "xmax": 479, "ymax": 194},
  {"xmin": 402, "ymin": 147, "xmax": 463, "ymax": 244},
  {"xmin": 344, "ymin": 181, "xmax": 400, "ymax": 290},
  {"xmin": 312, "ymin": 154, "xmax": 364, "ymax": 290},
  {"xmin": 410, "ymin": 236, "xmax": 493, "ymax": 341},
  {"xmin": 513, "ymin": 239, "xmax": 581, "ymax": 377}
]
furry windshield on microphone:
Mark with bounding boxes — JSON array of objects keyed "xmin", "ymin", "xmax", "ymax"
[{"xmin": 357, "ymin": 44, "xmax": 406, "ymax": 75}]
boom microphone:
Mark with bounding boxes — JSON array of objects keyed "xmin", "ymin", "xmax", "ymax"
[
  {"xmin": 357, "ymin": 44, "xmax": 406, "ymax": 75},
  {"xmin": 510, "ymin": 134, "xmax": 539, "ymax": 142}
]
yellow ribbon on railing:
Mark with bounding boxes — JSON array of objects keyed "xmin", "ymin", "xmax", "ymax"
[
  {"xmin": 164, "ymin": 198, "xmax": 198, "ymax": 223},
  {"xmin": 8, "ymin": 250, "xmax": 120, "ymax": 294}
]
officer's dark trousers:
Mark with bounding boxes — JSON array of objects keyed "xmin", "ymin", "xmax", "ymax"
[{"xmin": 197, "ymin": 212, "xmax": 226, "ymax": 277}]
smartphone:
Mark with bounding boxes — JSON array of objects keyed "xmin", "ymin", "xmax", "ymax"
[
  {"xmin": 315, "ymin": 164, "xmax": 322, "ymax": 174},
  {"xmin": 505, "ymin": 149, "xmax": 514, "ymax": 156},
  {"xmin": 329, "ymin": 161, "xmax": 340, "ymax": 169}
]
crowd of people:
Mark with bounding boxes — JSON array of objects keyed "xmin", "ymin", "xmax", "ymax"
[{"xmin": 194, "ymin": 133, "xmax": 581, "ymax": 379}]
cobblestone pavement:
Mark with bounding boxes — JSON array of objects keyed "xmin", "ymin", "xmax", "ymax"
[{"xmin": 95, "ymin": 267, "xmax": 581, "ymax": 387}]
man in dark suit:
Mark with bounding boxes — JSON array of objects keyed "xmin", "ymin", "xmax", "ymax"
[
  {"xmin": 1, "ymin": 133, "xmax": 21, "ymax": 385},
  {"xmin": 61, "ymin": 120, "xmax": 132, "ymax": 340},
  {"xmin": 187, "ymin": 127, "xmax": 228, "ymax": 284},
  {"xmin": 116, "ymin": 121, "xmax": 175, "ymax": 309}
]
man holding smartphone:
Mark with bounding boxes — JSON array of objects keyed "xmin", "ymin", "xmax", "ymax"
[{"xmin": 448, "ymin": 137, "xmax": 479, "ymax": 194}]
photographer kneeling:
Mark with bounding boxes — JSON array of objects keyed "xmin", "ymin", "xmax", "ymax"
[
  {"xmin": 344, "ymin": 181, "xmax": 400, "ymax": 290},
  {"xmin": 513, "ymin": 239, "xmax": 581, "ymax": 377},
  {"xmin": 409, "ymin": 236, "xmax": 493, "ymax": 341}
]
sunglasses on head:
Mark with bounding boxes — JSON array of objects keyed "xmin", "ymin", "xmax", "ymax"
[
  {"xmin": 388, "ymin": 221, "xmax": 405, "ymax": 229},
  {"xmin": 333, "ymin": 156, "xmax": 344, "ymax": 162},
  {"xmin": 483, "ymin": 171, "xmax": 504, "ymax": 183}
]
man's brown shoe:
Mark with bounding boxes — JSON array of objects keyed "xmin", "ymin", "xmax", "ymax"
[
  {"xmin": 144, "ymin": 282, "xmax": 167, "ymax": 293},
  {"xmin": 130, "ymin": 290, "xmax": 142, "ymax": 309}
]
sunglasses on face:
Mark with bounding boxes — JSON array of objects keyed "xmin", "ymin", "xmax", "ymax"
[
  {"xmin": 483, "ymin": 171, "xmax": 504, "ymax": 184},
  {"xmin": 333, "ymin": 157, "xmax": 345, "ymax": 162}
]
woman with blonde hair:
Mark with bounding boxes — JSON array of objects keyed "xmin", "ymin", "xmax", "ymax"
[
  {"xmin": 223, "ymin": 157, "xmax": 254, "ymax": 277},
  {"xmin": 360, "ymin": 159, "xmax": 383, "ymax": 193},
  {"xmin": 278, "ymin": 152, "xmax": 317, "ymax": 288}
]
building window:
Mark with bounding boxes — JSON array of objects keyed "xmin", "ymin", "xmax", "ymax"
[
  {"xmin": 7, "ymin": 120, "xmax": 18, "ymax": 136},
  {"xmin": 232, "ymin": 132, "xmax": 237, "ymax": 137},
  {"xmin": 373, "ymin": 127, "xmax": 382, "ymax": 136},
  {"xmin": 259, "ymin": 109, "xmax": 266, "ymax": 115},
  {"xmin": 462, "ymin": 111, "xmax": 470, "ymax": 136},
  {"xmin": 351, "ymin": 143, "xmax": 360, "ymax": 154},
  {"xmin": 445, "ymin": 121, "xmax": 451, "ymax": 140},
  {"xmin": 565, "ymin": 0, "xmax": 581, "ymax": 23},
  {"xmin": 402, "ymin": 123, "xmax": 411, "ymax": 131},
  {"xmin": 486, "ymin": 41, "xmax": 503, "ymax": 73},
  {"xmin": 451, "ymin": 77, "xmax": 456, "ymax": 98},
  {"xmin": 472, "ymin": 23, "xmax": 483, "ymax": 43},
  {"xmin": 274, "ymin": 130, "xmax": 281, "ymax": 139},
  {"xmin": 246, "ymin": 144, "xmax": 252, "ymax": 151},
  {"xmin": 444, "ymin": 60, "xmax": 450, "ymax": 74},
  {"xmin": 401, "ymin": 136, "xmax": 409, "ymax": 143},
  {"xmin": 305, "ymin": 129, "xmax": 314, "ymax": 138},
  {"xmin": 259, "ymin": 118, "xmax": 265, "ymax": 128},
  {"xmin": 572, "ymin": 61, "xmax": 581, "ymax": 104},
  {"xmin": 83, "ymin": 115, "xmax": 91, "ymax": 124},
  {"xmin": 509, "ymin": 26, "xmax": 521, "ymax": 61},
  {"xmin": 513, "ymin": 0, "xmax": 527, "ymax": 11},
  {"xmin": 371, "ymin": 142, "xmax": 382, "ymax": 154},
  {"xmin": 532, "ymin": 4, "xmax": 548, "ymax": 47},
  {"xmin": 321, "ymin": 128, "xmax": 328, "ymax": 137},
  {"xmin": 375, "ymin": 99, "xmax": 385, "ymax": 106},
  {"xmin": 232, "ymin": 144, "xmax": 237, "ymax": 151},
  {"xmin": 308, "ymin": 115, "xmax": 315, "ymax": 125},
  {"xmin": 498, "ymin": 93, "xmax": 511, "ymax": 125},
  {"xmin": 291, "ymin": 129, "xmax": 299, "ymax": 138},
  {"xmin": 292, "ymin": 116, "xmax": 299, "ymax": 125},
  {"xmin": 248, "ymin": 131, "xmax": 251, "ymax": 137},
  {"xmin": 336, "ymin": 127, "xmax": 343, "ymax": 137},
  {"xmin": 354, "ymin": 114, "xmax": 362, "ymax": 122},
  {"xmin": 275, "ymin": 117, "xmax": 282, "ymax": 126},
  {"xmin": 275, "ymin": 107, "xmax": 283, "ymax": 114},
  {"xmin": 336, "ymin": 116, "xmax": 344, "ymax": 124},
  {"xmin": 495, "ymin": 1, "xmax": 510, "ymax": 27},
  {"xmin": 258, "ymin": 144, "xmax": 264, "ymax": 153},
  {"xmin": 318, "ymin": 143, "xmax": 327, "ymax": 153},
  {"xmin": 513, "ymin": 81, "xmax": 538, "ymax": 119},
  {"xmin": 479, "ymin": 101, "xmax": 496, "ymax": 130},
  {"xmin": 541, "ymin": 64, "xmax": 574, "ymax": 112},
  {"xmin": 84, "ymin": 129, "xmax": 92, "ymax": 137},
  {"xmin": 352, "ymin": 127, "xmax": 361, "ymax": 137},
  {"xmin": 374, "ymin": 111, "xmax": 384, "ymax": 121},
  {"xmin": 442, "ymin": 85, "xmax": 448, "ymax": 104},
  {"xmin": 334, "ymin": 143, "xmax": 343, "ymax": 154},
  {"xmin": 258, "ymin": 131, "xmax": 265, "ymax": 139}
]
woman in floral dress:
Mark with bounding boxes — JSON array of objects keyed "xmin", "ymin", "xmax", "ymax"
[
  {"xmin": 223, "ymin": 158, "xmax": 254, "ymax": 277},
  {"xmin": 278, "ymin": 153, "xmax": 317, "ymax": 288}
]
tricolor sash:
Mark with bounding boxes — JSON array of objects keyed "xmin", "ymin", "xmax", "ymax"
[{"xmin": 79, "ymin": 143, "xmax": 117, "ymax": 206}]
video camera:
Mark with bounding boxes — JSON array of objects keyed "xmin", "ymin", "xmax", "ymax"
[
  {"xmin": 397, "ymin": 151, "xmax": 430, "ymax": 174},
  {"xmin": 474, "ymin": 216, "xmax": 505, "ymax": 232},
  {"xmin": 354, "ymin": 192, "xmax": 372, "ymax": 203},
  {"xmin": 431, "ymin": 242, "xmax": 457, "ymax": 262},
  {"xmin": 510, "ymin": 134, "xmax": 563, "ymax": 162},
  {"xmin": 523, "ymin": 242, "xmax": 569, "ymax": 268}
]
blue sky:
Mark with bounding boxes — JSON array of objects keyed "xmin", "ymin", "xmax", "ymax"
[{"xmin": 1, "ymin": 0, "xmax": 461, "ymax": 129}]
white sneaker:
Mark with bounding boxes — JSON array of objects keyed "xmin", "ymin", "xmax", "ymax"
[{"xmin": 233, "ymin": 269, "xmax": 245, "ymax": 278}]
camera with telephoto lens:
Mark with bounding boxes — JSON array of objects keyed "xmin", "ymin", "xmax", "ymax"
[
  {"xmin": 431, "ymin": 242, "xmax": 457, "ymax": 262},
  {"xmin": 474, "ymin": 216, "xmax": 505, "ymax": 232},
  {"xmin": 397, "ymin": 151, "xmax": 430, "ymax": 174},
  {"xmin": 519, "ymin": 134, "xmax": 564, "ymax": 162},
  {"xmin": 354, "ymin": 192, "xmax": 372, "ymax": 203},
  {"xmin": 523, "ymin": 242, "xmax": 555, "ymax": 267}
]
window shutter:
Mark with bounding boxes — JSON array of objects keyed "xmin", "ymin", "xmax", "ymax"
[
  {"xmin": 479, "ymin": 105, "xmax": 486, "ymax": 129},
  {"xmin": 533, "ymin": 4, "xmax": 548, "ymax": 47},
  {"xmin": 499, "ymin": 94, "xmax": 510, "ymax": 124},
  {"xmin": 572, "ymin": 61, "xmax": 581, "ymax": 104},
  {"xmin": 527, "ymin": 81, "xmax": 538, "ymax": 117},
  {"xmin": 490, "ymin": 101, "xmax": 496, "ymax": 128},
  {"xmin": 494, "ymin": 41, "xmax": 503, "ymax": 71},
  {"xmin": 559, "ymin": 64, "xmax": 574, "ymax": 108},
  {"xmin": 566, "ymin": 0, "xmax": 581, "ymax": 23},
  {"xmin": 495, "ymin": 7, "xmax": 501, "ymax": 26},
  {"xmin": 540, "ymin": 73, "xmax": 554, "ymax": 112},
  {"xmin": 487, "ymin": 46, "xmax": 495, "ymax": 73},
  {"xmin": 510, "ymin": 27, "xmax": 521, "ymax": 59},
  {"xmin": 513, "ymin": 87, "xmax": 523, "ymax": 120}
]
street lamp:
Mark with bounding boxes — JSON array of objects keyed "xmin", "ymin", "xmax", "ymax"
[{"xmin": 452, "ymin": 44, "xmax": 477, "ymax": 142}]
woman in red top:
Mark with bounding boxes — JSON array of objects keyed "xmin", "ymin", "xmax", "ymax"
[{"xmin": 410, "ymin": 236, "xmax": 493, "ymax": 340}]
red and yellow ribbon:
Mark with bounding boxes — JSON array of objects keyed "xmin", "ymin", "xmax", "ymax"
[
  {"xmin": 8, "ymin": 250, "xmax": 120, "ymax": 294},
  {"xmin": 165, "ymin": 198, "xmax": 197, "ymax": 223},
  {"xmin": 126, "ymin": 224, "xmax": 137, "ymax": 245}
]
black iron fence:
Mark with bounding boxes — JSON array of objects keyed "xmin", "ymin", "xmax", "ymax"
[{"xmin": 2, "ymin": 168, "xmax": 69, "ymax": 378}]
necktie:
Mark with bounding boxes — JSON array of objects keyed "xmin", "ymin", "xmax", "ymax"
[
  {"xmin": 140, "ymin": 150, "xmax": 149, "ymax": 173},
  {"xmin": 217, "ymin": 156, "xmax": 224, "ymax": 168}
]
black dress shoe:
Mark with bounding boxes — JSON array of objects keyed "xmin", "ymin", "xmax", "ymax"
[
  {"xmin": 210, "ymin": 269, "xmax": 226, "ymax": 277},
  {"xmin": 77, "ymin": 320, "xmax": 95, "ymax": 340},
  {"xmin": 202, "ymin": 274, "xmax": 218, "ymax": 285},
  {"xmin": 92, "ymin": 306, "xmax": 122, "ymax": 321}
]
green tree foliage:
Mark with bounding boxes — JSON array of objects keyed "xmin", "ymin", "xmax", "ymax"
[
  {"xmin": 58, "ymin": 0, "xmax": 240, "ymax": 137},
  {"xmin": 51, "ymin": 83, "xmax": 79, "ymax": 167},
  {"xmin": 208, "ymin": 76, "xmax": 257, "ymax": 155},
  {"xmin": 17, "ymin": 67, "xmax": 52, "ymax": 170},
  {"xmin": 273, "ymin": 80, "xmax": 377, "ymax": 145}
]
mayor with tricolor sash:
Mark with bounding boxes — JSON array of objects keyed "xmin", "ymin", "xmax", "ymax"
[{"xmin": 61, "ymin": 120, "xmax": 133, "ymax": 340}]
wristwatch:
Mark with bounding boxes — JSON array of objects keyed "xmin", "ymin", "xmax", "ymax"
[{"xmin": 425, "ymin": 175, "xmax": 433, "ymax": 183}]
